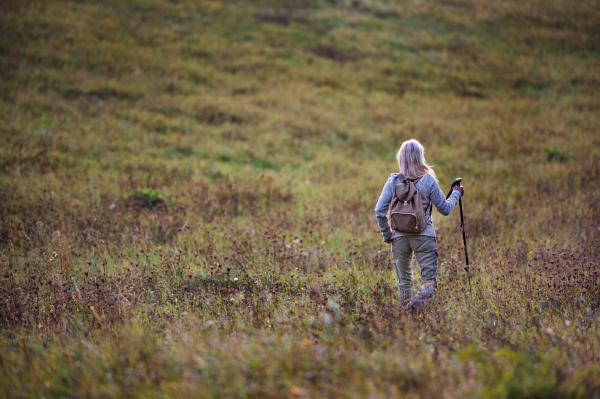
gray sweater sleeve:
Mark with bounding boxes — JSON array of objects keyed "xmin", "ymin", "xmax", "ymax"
[
  {"xmin": 428, "ymin": 177, "xmax": 462, "ymax": 216},
  {"xmin": 374, "ymin": 177, "xmax": 394, "ymax": 242}
]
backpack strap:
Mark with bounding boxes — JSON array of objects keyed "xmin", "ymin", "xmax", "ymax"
[
  {"xmin": 401, "ymin": 173, "xmax": 421, "ymax": 184},
  {"xmin": 411, "ymin": 174, "xmax": 431, "ymax": 217}
]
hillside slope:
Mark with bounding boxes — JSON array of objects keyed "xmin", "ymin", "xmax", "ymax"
[{"xmin": 1, "ymin": 0, "xmax": 600, "ymax": 397}]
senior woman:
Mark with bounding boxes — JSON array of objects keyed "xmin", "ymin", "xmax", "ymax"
[{"xmin": 375, "ymin": 139, "xmax": 464, "ymax": 309}]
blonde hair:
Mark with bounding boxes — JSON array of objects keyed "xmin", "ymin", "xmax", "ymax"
[{"xmin": 396, "ymin": 139, "xmax": 437, "ymax": 181}]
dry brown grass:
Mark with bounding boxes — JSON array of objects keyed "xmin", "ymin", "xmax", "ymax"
[{"xmin": 1, "ymin": 0, "xmax": 600, "ymax": 397}]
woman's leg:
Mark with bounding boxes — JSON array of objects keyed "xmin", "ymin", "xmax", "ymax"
[
  {"xmin": 391, "ymin": 237, "xmax": 413, "ymax": 305},
  {"xmin": 407, "ymin": 236, "xmax": 438, "ymax": 309}
]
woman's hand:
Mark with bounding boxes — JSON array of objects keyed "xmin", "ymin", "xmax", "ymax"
[{"xmin": 453, "ymin": 186, "xmax": 464, "ymax": 196}]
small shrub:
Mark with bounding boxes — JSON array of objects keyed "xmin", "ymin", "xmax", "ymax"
[
  {"xmin": 133, "ymin": 188, "xmax": 172, "ymax": 208},
  {"xmin": 194, "ymin": 106, "xmax": 245, "ymax": 125},
  {"xmin": 254, "ymin": 10, "xmax": 290, "ymax": 26},
  {"xmin": 315, "ymin": 44, "xmax": 351, "ymax": 62},
  {"xmin": 218, "ymin": 153, "xmax": 231, "ymax": 162},
  {"xmin": 546, "ymin": 146, "xmax": 570, "ymax": 162},
  {"xmin": 175, "ymin": 145, "xmax": 194, "ymax": 156}
]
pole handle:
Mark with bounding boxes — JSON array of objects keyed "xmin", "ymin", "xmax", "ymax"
[{"xmin": 446, "ymin": 177, "xmax": 463, "ymax": 199}]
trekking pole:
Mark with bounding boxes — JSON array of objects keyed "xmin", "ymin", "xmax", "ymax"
[{"xmin": 446, "ymin": 178, "xmax": 472, "ymax": 297}]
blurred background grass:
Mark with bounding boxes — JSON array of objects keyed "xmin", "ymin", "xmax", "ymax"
[{"xmin": 1, "ymin": 0, "xmax": 600, "ymax": 397}]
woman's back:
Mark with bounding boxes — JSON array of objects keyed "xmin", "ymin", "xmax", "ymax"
[{"xmin": 375, "ymin": 172, "xmax": 461, "ymax": 240}]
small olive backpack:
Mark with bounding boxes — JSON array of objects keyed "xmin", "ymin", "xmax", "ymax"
[{"xmin": 389, "ymin": 173, "xmax": 431, "ymax": 233}]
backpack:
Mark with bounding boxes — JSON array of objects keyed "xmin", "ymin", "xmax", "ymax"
[{"xmin": 389, "ymin": 173, "xmax": 431, "ymax": 233}]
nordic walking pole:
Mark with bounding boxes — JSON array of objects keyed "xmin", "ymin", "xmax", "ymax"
[{"xmin": 446, "ymin": 178, "xmax": 472, "ymax": 297}]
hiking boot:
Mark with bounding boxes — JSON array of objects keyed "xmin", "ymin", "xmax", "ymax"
[
  {"xmin": 406, "ymin": 280, "xmax": 437, "ymax": 310},
  {"xmin": 398, "ymin": 287, "xmax": 412, "ymax": 307}
]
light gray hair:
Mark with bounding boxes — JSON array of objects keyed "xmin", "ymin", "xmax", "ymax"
[{"xmin": 396, "ymin": 139, "xmax": 437, "ymax": 181}]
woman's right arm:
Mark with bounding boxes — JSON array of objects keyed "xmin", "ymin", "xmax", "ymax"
[
  {"xmin": 429, "ymin": 178, "xmax": 462, "ymax": 216},
  {"xmin": 374, "ymin": 178, "xmax": 394, "ymax": 242}
]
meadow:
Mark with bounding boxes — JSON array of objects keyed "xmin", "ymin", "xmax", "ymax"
[{"xmin": 1, "ymin": 0, "xmax": 600, "ymax": 397}]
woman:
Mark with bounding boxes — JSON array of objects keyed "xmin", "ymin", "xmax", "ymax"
[{"xmin": 375, "ymin": 139, "xmax": 464, "ymax": 309}]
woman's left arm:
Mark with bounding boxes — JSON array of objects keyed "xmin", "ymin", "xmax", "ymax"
[{"xmin": 429, "ymin": 178, "xmax": 461, "ymax": 216}]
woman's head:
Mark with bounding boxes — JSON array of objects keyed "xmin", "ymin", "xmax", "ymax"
[{"xmin": 396, "ymin": 139, "xmax": 437, "ymax": 181}]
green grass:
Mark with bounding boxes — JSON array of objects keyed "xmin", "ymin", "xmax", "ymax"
[{"xmin": 1, "ymin": 0, "xmax": 600, "ymax": 397}]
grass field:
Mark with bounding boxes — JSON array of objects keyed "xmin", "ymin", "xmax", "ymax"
[{"xmin": 1, "ymin": 0, "xmax": 600, "ymax": 397}]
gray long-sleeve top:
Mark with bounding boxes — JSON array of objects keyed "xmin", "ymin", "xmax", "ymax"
[{"xmin": 374, "ymin": 173, "xmax": 462, "ymax": 241}]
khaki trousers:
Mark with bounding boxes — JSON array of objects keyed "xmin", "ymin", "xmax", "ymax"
[{"xmin": 391, "ymin": 236, "xmax": 438, "ymax": 304}]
